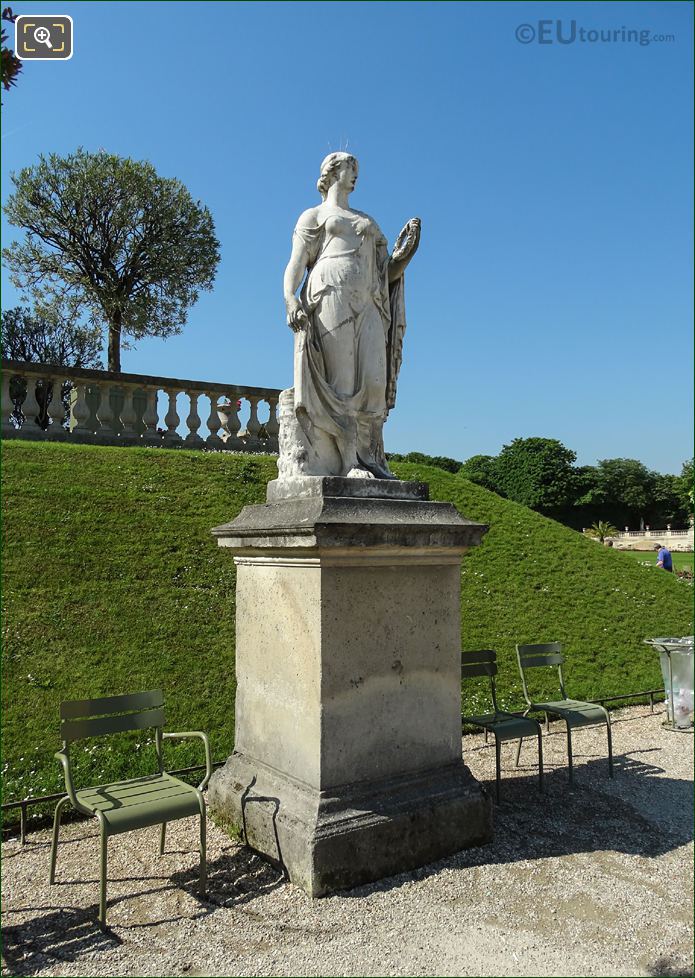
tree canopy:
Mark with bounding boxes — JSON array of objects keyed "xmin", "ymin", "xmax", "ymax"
[
  {"xmin": 2, "ymin": 306, "xmax": 102, "ymax": 368},
  {"xmin": 577, "ymin": 458, "xmax": 657, "ymax": 527},
  {"xmin": 458, "ymin": 454, "xmax": 501, "ymax": 493},
  {"xmin": 3, "ymin": 148, "xmax": 220, "ymax": 371},
  {"xmin": 494, "ymin": 437, "xmax": 578, "ymax": 513}
]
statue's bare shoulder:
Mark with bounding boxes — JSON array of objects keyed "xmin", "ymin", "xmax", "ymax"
[{"xmin": 295, "ymin": 206, "xmax": 322, "ymax": 230}]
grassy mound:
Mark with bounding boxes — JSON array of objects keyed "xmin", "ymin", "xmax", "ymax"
[
  {"xmin": 394, "ymin": 462, "xmax": 691, "ymax": 712},
  {"xmin": 2, "ymin": 442, "xmax": 691, "ymax": 813}
]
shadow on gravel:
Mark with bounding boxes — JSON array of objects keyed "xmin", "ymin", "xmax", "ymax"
[
  {"xmin": 171, "ymin": 845, "xmax": 286, "ymax": 910},
  {"xmin": 343, "ymin": 750, "xmax": 693, "ymax": 899},
  {"xmin": 646, "ymin": 956, "xmax": 694, "ymax": 977},
  {"xmin": 477, "ymin": 752, "xmax": 693, "ymax": 859},
  {"xmin": 1, "ymin": 848, "xmax": 286, "ymax": 968},
  {"xmin": 1, "ymin": 907, "xmax": 121, "ymax": 976}
]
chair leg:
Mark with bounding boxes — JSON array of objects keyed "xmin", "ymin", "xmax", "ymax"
[
  {"xmin": 515, "ymin": 708, "xmax": 531, "ymax": 767},
  {"xmin": 515, "ymin": 736, "xmax": 524, "ymax": 767},
  {"xmin": 606, "ymin": 718, "xmax": 614, "ymax": 778},
  {"xmin": 199, "ymin": 805, "xmax": 207, "ymax": 897},
  {"xmin": 160, "ymin": 822, "xmax": 167, "ymax": 855},
  {"xmin": 494, "ymin": 735, "xmax": 501, "ymax": 803},
  {"xmin": 48, "ymin": 796, "xmax": 70, "ymax": 884},
  {"xmin": 98, "ymin": 817, "xmax": 108, "ymax": 928},
  {"xmin": 537, "ymin": 726, "xmax": 544, "ymax": 793},
  {"xmin": 566, "ymin": 721, "xmax": 574, "ymax": 784},
  {"xmin": 545, "ymin": 712, "xmax": 550, "ymax": 734}
]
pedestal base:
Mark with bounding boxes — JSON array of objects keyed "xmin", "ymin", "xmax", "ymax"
[
  {"xmin": 209, "ymin": 478, "xmax": 492, "ymax": 896},
  {"xmin": 209, "ymin": 752, "xmax": 492, "ymax": 896}
]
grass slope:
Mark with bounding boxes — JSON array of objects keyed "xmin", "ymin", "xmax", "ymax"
[{"xmin": 2, "ymin": 442, "xmax": 692, "ymax": 812}]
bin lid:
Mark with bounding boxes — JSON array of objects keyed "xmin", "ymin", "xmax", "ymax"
[{"xmin": 644, "ymin": 636, "xmax": 694, "ymax": 653}]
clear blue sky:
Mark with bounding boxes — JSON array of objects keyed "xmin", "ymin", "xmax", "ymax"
[{"xmin": 2, "ymin": 0, "xmax": 693, "ymax": 473}]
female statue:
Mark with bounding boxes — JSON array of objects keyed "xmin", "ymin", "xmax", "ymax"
[{"xmin": 280, "ymin": 152, "xmax": 420, "ymax": 480}]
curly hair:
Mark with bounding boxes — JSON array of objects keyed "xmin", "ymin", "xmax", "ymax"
[{"xmin": 317, "ymin": 152, "xmax": 357, "ymax": 199}]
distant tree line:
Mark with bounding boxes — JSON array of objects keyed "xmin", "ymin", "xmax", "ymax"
[{"xmin": 388, "ymin": 439, "xmax": 693, "ymax": 532}]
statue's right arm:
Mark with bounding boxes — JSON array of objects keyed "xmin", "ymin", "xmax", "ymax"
[{"xmin": 283, "ymin": 213, "xmax": 314, "ymax": 331}]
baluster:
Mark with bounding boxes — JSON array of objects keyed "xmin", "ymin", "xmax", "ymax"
[
  {"xmin": 184, "ymin": 391, "xmax": 204, "ymax": 448},
  {"xmin": 245, "ymin": 396, "xmax": 262, "ymax": 449},
  {"xmin": 219, "ymin": 395, "xmax": 244, "ymax": 449},
  {"xmin": 70, "ymin": 383, "xmax": 93, "ymax": 439},
  {"xmin": 265, "ymin": 395, "xmax": 280, "ymax": 453},
  {"xmin": 142, "ymin": 387, "xmax": 162, "ymax": 445},
  {"xmin": 163, "ymin": 389, "xmax": 182, "ymax": 445},
  {"xmin": 20, "ymin": 375, "xmax": 46, "ymax": 436},
  {"xmin": 118, "ymin": 385, "xmax": 140, "ymax": 443},
  {"xmin": 2, "ymin": 372, "xmax": 17, "ymax": 437},
  {"xmin": 47, "ymin": 377, "xmax": 66, "ymax": 438},
  {"xmin": 205, "ymin": 392, "xmax": 224, "ymax": 449},
  {"xmin": 95, "ymin": 382, "xmax": 116, "ymax": 443}
]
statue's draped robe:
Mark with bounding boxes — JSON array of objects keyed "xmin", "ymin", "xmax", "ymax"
[{"xmin": 292, "ymin": 209, "xmax": 406, "ymax": 476}]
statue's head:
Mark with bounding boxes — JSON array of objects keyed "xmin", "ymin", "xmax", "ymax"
[{"xmin": 317, "ymin": 152, "xmax": 358, "ymax": 199}]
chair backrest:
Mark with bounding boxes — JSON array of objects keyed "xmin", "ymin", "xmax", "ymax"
[
  {"xmin": 515, "ymin": 642, "xmax": 566, "ymax": 702},
  {"xmin": 60, "ymin": 690, "xmax": 165, "ymax": 745},
  {"xmin": 461, "ymin": 650, "xmax": 499, "ymax": 712}
]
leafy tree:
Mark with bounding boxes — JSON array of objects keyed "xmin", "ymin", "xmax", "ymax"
[
  {"xmin": 494, "ymin": 437, "xmax": 578, "ymax": 513},
  {"xmin": 583, "ymin": 520, "xmax": 619, "ymax": 543},
  {"xmin": 2, "ymin": 306, "xmax": 102, "ymax": 368},
  {"xmin": 676, "ymin": 458, "xmax": 694, "ymax": 515},
  {"xmin": 650, "ymin": 473, "xmax": 690, "ymax": 528},
  {"xmin": 578, "ymin": 458, "xmax": 658, "ymax": 529},
  {"xmin": 3, "ymin": 148, "xmax": 220, "ymax": 372},
  {"xmin": 2, "ymin": 306, "xmax": 102, "ymax": 430},
  {"xmin": 1, "ymin": 7, "xmax": 21, "ymax": 95},
  {"xmin": 458, "ymin": 454, "xmax": 502, "ymax": 494}
]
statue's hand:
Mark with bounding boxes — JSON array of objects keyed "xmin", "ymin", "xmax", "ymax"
[{"xmin": 286, "ymin": 295, "xmax": 309, "ymax": 332}]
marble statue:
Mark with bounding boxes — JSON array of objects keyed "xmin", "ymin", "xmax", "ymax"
[{"xmin": 279, "ymin": 153, "xmax": 420, "ymax": 481}]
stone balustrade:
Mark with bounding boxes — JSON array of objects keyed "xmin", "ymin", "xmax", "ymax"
[
  {"xmin": 2, "ymin": 360, "xmax": 281, "ymax": 454},
  {"xmin": 608, "ymin": 526, "xmax": 694, "ymax": 552}
]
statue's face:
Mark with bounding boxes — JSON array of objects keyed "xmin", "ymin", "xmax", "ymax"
[{"xmin": 335, "ymin": 157, "xmax": 358, "ymax": 193}]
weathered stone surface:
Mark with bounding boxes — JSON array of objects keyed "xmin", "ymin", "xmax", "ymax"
[
  {"xmin": 209, "ymin": 753, "xmax": 492, "ymax": 897},
  {"xmin": 209, "ymin": 493, "xmax": 492, "ymax": 895},
  {"xmin": 212, "ymin": 493, "xmax": 486, "ymax": 555},
  {"xmin": 266, "ymin": 474, "xmax": 429, "ymax": 503}
]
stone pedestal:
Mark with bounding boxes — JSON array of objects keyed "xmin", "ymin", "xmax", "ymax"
[{"xmin": 208, "ymin": 477, "xmax": 493, "ymax": 896}]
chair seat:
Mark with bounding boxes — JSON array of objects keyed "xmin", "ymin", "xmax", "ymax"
[
  {"xmin": 531, "ymin": 699, "xmax": 607, "ymax": 727},
  {"xmin": 463, "ymin": 711, "xmax": 541, "ymax": 741},
  {"xmin": 76, "ymin": 773, "xmax": 202, "ymax": 834}
]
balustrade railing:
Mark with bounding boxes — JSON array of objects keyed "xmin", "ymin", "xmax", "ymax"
[
  {"xmin": 614, "ymin": 528, "xmax": 692, "ymax": 539},
  {"xmin": 2, "ymin": 360, "xmax": 281, "ymax": 454}
]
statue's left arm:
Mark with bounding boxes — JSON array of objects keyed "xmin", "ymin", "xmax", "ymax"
[{"xmin": 388, "ymin": 218, "xmax": 421, "ymax": 283}]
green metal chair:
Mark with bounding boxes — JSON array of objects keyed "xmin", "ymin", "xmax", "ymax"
[
  {"xmin": 49, "ymin": 690, "xmax": 212, "ymax": 927},
  {"xmin": 515, "ymin": 642, "xmax": 613, "ymax": 783},
  {"xmin": 461, "ymin": 650, "xmax": 543, "ymax": 801}
]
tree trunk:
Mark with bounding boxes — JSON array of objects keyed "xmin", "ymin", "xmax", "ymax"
[{"xmin": 107, "ymin": 314, "xmax": 122, "ymax": 373}]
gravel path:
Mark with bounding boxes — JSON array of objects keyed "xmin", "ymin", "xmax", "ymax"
[{"xmin": 2, "ymin": 705, "xmax": 693, "ymax": 978}]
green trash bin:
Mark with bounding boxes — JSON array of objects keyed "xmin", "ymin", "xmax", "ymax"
[{"xmin": 644, "ymin": 637, "xmax": 694, "ymax": 732}]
